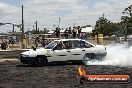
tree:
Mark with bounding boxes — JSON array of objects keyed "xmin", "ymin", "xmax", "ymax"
[
  {"xmin": 122, "ymin": 5, "xmax": 132, "ymax": 22},
  {"xmin": 122, "ymin": 5, "xmax": 132, "ymax": 41},
  {"xmin": 0, "ymin": 23, "xmax": 5, "ymax": 26},
  {"xmin": 81, "ymin": 25, "xmax": 92, "ymax": 28},
  {"xmin": 29, "ymin": 28, "xmax": 49, "ymax": 34},
  {"xmin": 93, "ymin": 17, "xmax": 115, "ymax": 36}
]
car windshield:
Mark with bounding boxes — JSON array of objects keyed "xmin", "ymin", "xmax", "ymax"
[{"xmin": 45, "ymin": 41, "xmax": 58, "ymax": 49}]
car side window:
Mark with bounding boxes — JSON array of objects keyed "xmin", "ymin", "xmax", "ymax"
[
  {"xmin": 53, "ymin": 43, "xmax": 62, "ymax": 50},
  {"xmin": 53, "ymin": 41, "xmax": 71, "ymax": 50},
  {"xmin": 80, "ymin": 41, "xmax": 93, "ymax": 48},
  {"xmin": 62, "ymin": 41, "xmax": 71, "ymax": 49},
  {"xmin": 71, "ymin": 41, "xmax": 81, "ymax": 49}
]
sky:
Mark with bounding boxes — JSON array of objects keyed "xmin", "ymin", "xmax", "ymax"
[{"xmin": 0, "ymin": 0, "xmax": 131, "ymax": 33}]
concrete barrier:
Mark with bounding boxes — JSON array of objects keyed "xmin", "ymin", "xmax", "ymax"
[
  {"xmin": 8, "ymin": 44, "xmax": 21, "ymax": 49},
  {"xmin": 0, "ymin": 49, "xmax": 30, "ymax": 58}
]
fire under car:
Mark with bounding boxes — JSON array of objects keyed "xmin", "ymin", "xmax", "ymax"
[{"xmin": 19, "ymin": 39, "xmax": 107, "ymax": 66}]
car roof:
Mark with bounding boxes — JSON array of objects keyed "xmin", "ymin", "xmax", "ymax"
[
  {"xmin": 53, "ymin": 38, "xmax": 96, "ymax": 46},
  {"xmin": 54, "ymin": 39, "xmax": 83, "ymax": 41}
]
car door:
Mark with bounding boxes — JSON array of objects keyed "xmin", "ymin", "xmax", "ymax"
[
  {"xmin": 82, "ymin": 41, "xmax": 95, "ymax": 53},
  {"xmin": 52, "ymin": 41, "xmax": 71, "ymax": 61},
  {"xmin": 70, "ymin": 40, "xmax": 85, "ymax": 60}
]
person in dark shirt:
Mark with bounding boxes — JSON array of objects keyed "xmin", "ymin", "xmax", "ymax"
[
  {"xmin": 54, "ymin": 27, "xmax": 60, "ymax": 38},
  {"xmin": 1, "ymin": 41, "xmax": 7, "ymax": 50},
  {"xmin": 72, "ymin": 27, "xmax": 77, "ymax": 38},
  {"xmin": 8, "ymin": 37, "xmax": 15, "ymax": 44},
  {"xmin": 68, "ymin": 27, "xmax": 72, "ymax": 38},
  {"xmin": 35, "ymin": 36, "xmax": 40, "ymax": 48},
  {"xmin": 77, "ymin": 26, "xmax": 82, "ymax": 38},
  {"xmin": 64, "ymin": 28, "xmax": 69, "ymax": 39}
]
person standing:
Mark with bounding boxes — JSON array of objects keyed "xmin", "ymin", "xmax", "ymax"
[
  {"xmin": 54, "ymin": 27, "xmax": 60, "ymax": 38},
  {"xmin": 68, "ymin": 27, "xmax": 72, "ymax": 38},
  {"xmin": 77, "ymin": 26, "xmax": 82, "ymax": 38},
  {"xmin": 79, "ymin": 33, "xmax": 87, "ymax": 40},
  {"xmin": 35, "ymin": 36, "xmax": 40, "ymax": 48},
  {"xmin": 72, "ymin": 27, "xmax": 77, "ymax": 38},
  {"xmin": 1, "ymin": 41, "xmax": 7, "ymax": 50},
  {"xmin": 64, "ymin": 28, "xmax": 69, "ymax": 39}
]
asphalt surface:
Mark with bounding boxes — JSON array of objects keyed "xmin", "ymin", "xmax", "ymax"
[{"xmin": 0, "ymin": 59, "xmax": 132, "ymax": 88}]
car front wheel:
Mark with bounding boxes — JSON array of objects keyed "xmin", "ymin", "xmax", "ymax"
[{"xmin": 34, "ymin": 56, "xmax": 48, "ymax": 66}]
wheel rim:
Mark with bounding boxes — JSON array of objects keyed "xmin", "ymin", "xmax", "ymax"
[
  {"xmin": 41, "ymin": 58, "xmax": 47, "ymax": 65},
  {"xmin": 38, "ymin": 56, "xmax": 47, "ymax": 66}
]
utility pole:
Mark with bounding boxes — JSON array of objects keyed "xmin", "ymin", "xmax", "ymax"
[
  {"xmin": 58, "ymin": 17, "xmax": 60, "ymax": 28},
  {"xmin": 12, "ymin": 24, "xmax": 15, "ymax": 32},
  {"xmin": 103, "ymin": 13, "xmax": 105, "ymax": 19},
  {"xmin": 35, "ymin": 21, "xmax": 38, "ymax": 32},
  {"xmin": 38, "ymin": 28, "xmax": 39, "ymax": 34},
  {"xmin": 73, "ymin": 22, "xmax": 76, "ymax": 27},
  {"xmin": 33, "ymin": 25, "xmax": 34, "ymax": 30},
  {"xmin": 21, "ymin": 5, "xmax": 25, "ymax": 49}
]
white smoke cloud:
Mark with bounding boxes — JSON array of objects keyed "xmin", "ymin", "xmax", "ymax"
[{"xmin": 86, "ymin": 44, "xmax": 132, "ymax": 66}]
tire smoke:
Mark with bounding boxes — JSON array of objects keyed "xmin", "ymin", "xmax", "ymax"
[{"xmin": 86, "ymin": 44, "xmax": 132, "ymax": 66}]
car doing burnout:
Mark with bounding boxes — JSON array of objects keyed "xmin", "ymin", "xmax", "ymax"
[{"xmin": 19, "ymin": 39, "xmax": 107, "ymax": 65}]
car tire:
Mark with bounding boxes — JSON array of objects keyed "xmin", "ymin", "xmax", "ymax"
[
  {"xmin": 41, "ymin": 56, "xmax": 48, "ymax": 65},
  {"xmin": 72, "ymin": 60, "xmax": 83, "ymax": 65},
  {"xmin": 82, "ymin": 53, "xmax": 95, "ymax": 64},
  {"xmin": 34, "ymin": 56, "xmax": 48, "ymax": 66}
]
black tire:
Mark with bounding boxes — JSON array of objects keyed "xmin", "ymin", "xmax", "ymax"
[
  {"xmin": 72, "ymin": 60, "xmax": 83, "ymax": 65},
  {"xmin": 40, "ymin": 56, "xmax": 48, "ymax": 65},
  {"xmin": 34, "ymin": 56, "xmax": 48, "ymax": 66},
  {"xmin": 82, "ymin": 53, "xmax": 95, "ymax": 64}
]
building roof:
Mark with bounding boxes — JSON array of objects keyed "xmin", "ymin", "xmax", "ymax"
[{"xmin": 81, "ymin": 27, "xmax": 93, "ymax": 33}]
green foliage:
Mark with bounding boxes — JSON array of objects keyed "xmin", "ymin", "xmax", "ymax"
[
  {"xmin": 122, "ymin": 5, "xmax": 132, "ymax": 35},
  {"xmin": 81, "ymin": 25, "xmax": 92, "ymax": 28},
  {"xmin": 93, "ymin": 17, "xmax": 118, "ymax": 36},
  {"xmin": 25, "ymin": 28, "xmax": 49, "ymax": 34},
  {"xmin": 93, "ymin": 5, "xmax": 132, "ymax": 37},
  {"xmin": 0, "ymin": 23, "xmax": 5, "ymax": 26}
]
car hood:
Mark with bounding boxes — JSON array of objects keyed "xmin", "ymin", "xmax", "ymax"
[
  {"xmin": 95, "ymin": 45, "xmax": 105, "ymax": 47},
  {"xmin": 94, "ymin": 45, "xmax": 106, "ymax": 51},
  {"xmin": 21, "ymin": 48, "xmax": 51, "ymax": 56}
]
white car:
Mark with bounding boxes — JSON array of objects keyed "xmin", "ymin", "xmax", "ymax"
[{"xmin": 19, "ymin": 39, "xmax": 107, "ymax": 65}]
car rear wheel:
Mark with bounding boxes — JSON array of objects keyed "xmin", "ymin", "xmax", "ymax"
[{"xmin": 82, "ymin": 53, "xmax": 95, "ymax": 64}]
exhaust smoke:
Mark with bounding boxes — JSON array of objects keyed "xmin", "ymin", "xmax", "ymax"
[{"xmin": 86, "ymin": 44, "xmax": 132, "ymax": 66}]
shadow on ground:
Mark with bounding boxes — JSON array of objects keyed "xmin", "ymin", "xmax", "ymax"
[{"xmin": 16, "ymin": 61, "xmax": 83, "ymax": 67}]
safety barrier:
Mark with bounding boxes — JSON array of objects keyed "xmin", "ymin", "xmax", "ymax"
[
  {"xmin": 8, "ymin": 44, "xmax": 21, "ymax": 49},
  {"xmin": 0, "ymin": 49, "xmax": 30, "ymax": 58}
]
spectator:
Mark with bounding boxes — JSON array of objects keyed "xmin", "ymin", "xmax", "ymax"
[
  {"xmin": 1, "ymin": 41, "xmax": 7, "ymax": 50},
  {"xmin": 8, "ymin": 37, "xmax": 15, "ymax": 44},
  {"xmin": 64, "ymin": 28, "xmax": 69, "ymax": 39},
  {"xmin": 77, "ymin": 26, "xmax": 82, "ymax": 38},
  {"xmin": 54, "ymin": 27, "xmax": 60, "ymax": 38},
  {"xmin": 80, "ymin": 33, "xmax": 87, "ymax": 40},
  {"xmin": 41, "ymin": 36, "xmax": 46, "ymax": 46},
  {"xmin": 72, "ymin": 27, "xmax": 77, "ymax": 38},
  {"xmin": 68, "ymin": 27, "xmax": 72, "ymax": 38},
  {"xmin": 35, "ymin": 36, "xmax": 40, "ymax": 48}
]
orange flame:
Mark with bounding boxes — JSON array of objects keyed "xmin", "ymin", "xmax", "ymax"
[{"xmin": 78, "ymin": 66, "xmax": 86, "ymax": 76}]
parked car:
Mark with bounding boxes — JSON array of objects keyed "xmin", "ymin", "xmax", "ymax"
[{"xmin": 19, "ymin": 39, "xmax": 107, "ymax": 65}]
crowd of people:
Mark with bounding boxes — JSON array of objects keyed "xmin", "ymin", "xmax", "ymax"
[
  {"xmin": 0, "ymin": 37, "xmax": 15, "ymax": 50},
  {"xmin": 33, "ymin": 26, "xmax": 88, "ymax": 48},
  {"xmin": 53, "ymin": 26, "xmax": 87, "ymax": 40}
]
